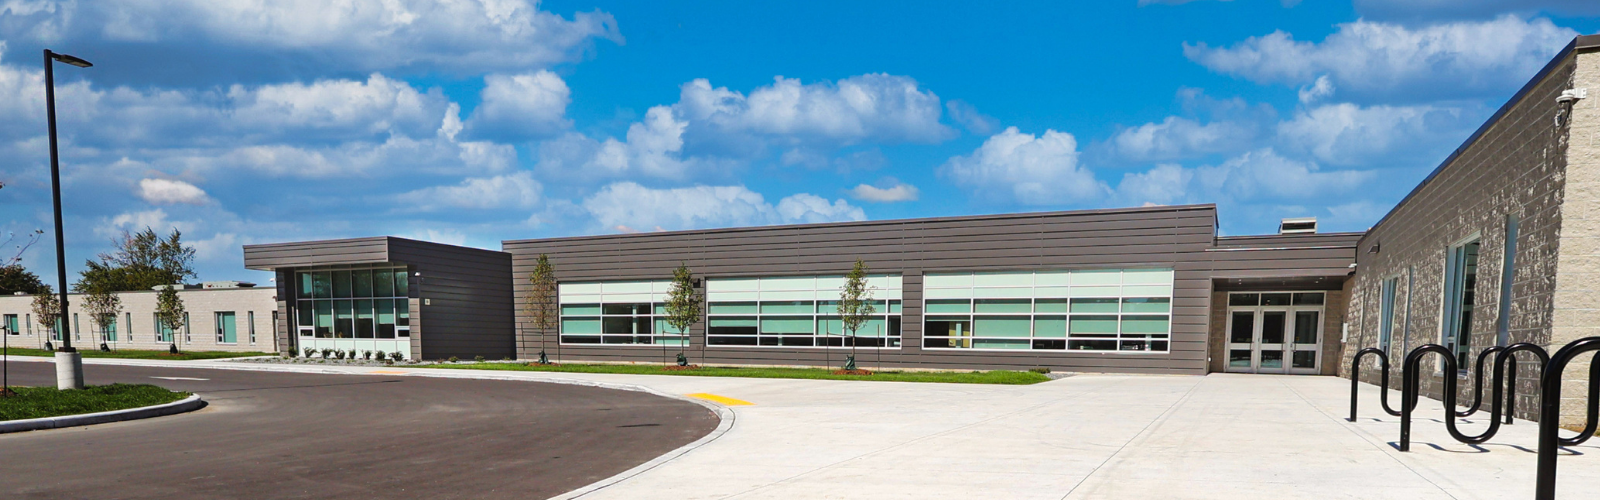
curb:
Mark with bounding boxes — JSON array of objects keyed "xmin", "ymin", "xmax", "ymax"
[{"xmin": 0, "ymin": 394, "xmax": 207, "ymax": 434}]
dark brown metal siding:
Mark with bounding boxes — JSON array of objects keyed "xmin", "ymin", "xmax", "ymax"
[
  {"xmin": 1209, "ymin": 232, "xmax": 1362, "ymax": 280},
  {"xmin": 503, "ymin": 205, "xmax": 1219, "ymax": 375},
  {"xmin": 389, "ymin": 239, "xmax": 515, "ymax": 360},
  {"xmin": 242, "ymin": 237, "xmax": 390, "ymax": 270}
]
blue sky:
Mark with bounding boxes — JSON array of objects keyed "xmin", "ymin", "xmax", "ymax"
[{"xmin": 2, "ymin": 1, "xmax": 1598, "ymax": 283}]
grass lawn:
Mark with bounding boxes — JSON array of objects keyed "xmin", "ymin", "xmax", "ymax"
[
  {"xmin": 0, "ymin": 347, "xmax": 274, "ymax": 361},
  {"xmin": 426, "ymin": 362, "xmax": 1051, "ymax": 385},
  {"xmin": 0, "ymin": 384, "xmax": 190, "ymax": 421}
]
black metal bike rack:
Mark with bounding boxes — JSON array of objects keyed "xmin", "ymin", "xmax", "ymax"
[
  {"xmin": 1455, "ymin": 345, "xmax": 1506, "ymax": 418},
  {"xmin": 1536, "ymin": 337, "xmax": 1600, "ymax": 500},
  {"xmin": 1349, "ymin": 347, "xmax": 1403, "ymax": 421},
  {"xmin": 1397, "ymin": 344, "xmax": 1551, "ymax": 451}
]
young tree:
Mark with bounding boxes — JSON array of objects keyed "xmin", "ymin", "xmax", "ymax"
[
  {"xmin": 837, "ymin": 259, "xmax": 877, "ymax": 371},
  {"xmin": 526, "ymin": 254, "xmax": 558, "ymax": 364},
  {"xmin": 83, "ymin": 288, "xmax": 122, "ymax": 350},
  {"xmin": 154, "ymin": 285, "xmax": 187, "ymax": 353},
  {"xmin": 664, "ymin": 263, "xmax": 702, "ymax": 367},
  {"xmin": 31, "ymin": 285, "xmax": 60, "ymax": 349}
]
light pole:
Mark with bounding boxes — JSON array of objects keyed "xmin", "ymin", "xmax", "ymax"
[{"xmin": 44, "ymin": 48, "xmax": 92, "ymax": 390}]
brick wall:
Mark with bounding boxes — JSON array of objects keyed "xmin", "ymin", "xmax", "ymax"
[{"xmin": 0, "ymin": 288, "xmax": 278, "ymax": 353}]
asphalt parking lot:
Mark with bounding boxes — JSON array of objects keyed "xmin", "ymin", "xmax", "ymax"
[{"xmin": 0, "ymin": 362, "xmax": 718, "ymax": 499}]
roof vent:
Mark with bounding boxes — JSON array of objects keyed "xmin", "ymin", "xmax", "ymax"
[
  {"xmin": 202, "ymin": 281, "xmax": 256, "ymax": 289},
  {"xmin": 1279, "ymin": 217, "xmax": 1317, "ymax": 235}
]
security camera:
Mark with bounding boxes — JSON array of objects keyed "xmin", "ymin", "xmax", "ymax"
[{"xmin": 1558, "ymin": 88, "xmax": 1587, "ymax": 104}]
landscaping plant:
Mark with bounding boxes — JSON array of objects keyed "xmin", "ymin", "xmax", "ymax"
[
  {"xmin": 526, "ymin": 254, "xmax": 558, "ymax": 365},
  {"xmin": 664, "ymin": 263, "xmax": 702, "ymax": 368},
  {"xmin": 837, "ymin": 259, "xmax": 877, "ymax": 373},
  {"xmin": 153, "ymin": 284, "xmax": 187, "ymax": 353}
]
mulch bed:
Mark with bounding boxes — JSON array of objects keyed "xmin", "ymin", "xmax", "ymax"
[{"xmin": 831, "ymin": 369, "xmax": 874, "ymax": 376}]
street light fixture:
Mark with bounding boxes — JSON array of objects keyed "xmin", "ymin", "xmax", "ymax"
[{"xmin": 44, "ymin": 48, "xmax": 92, "ymax": 390}]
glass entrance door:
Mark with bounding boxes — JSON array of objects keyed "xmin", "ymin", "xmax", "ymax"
[{"xmin": 1224, "ymin": 292, "xmax": 1324, "ymax": 374}]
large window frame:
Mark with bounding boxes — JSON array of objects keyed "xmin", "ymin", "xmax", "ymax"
[
  {"xmin": 922, "ymin": 269, "xmax": 1173, "ymax": 353},
  {"xmin": 295, "ymin": 267, "xmax": 411, "ymax": 341},
  {"xmin": 558, "ymin": 280, "xmax": 683, "ymax": 346},
  {"xmin": 704, "ymin": 275, "xmax": 903, "ymax": 349},
  {"xmin": 1441, "ymin": 235, "xmax": 1482, "ymax": 371}
]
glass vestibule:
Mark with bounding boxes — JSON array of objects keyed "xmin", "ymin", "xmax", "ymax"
[
  {"xmin": 1224, "ymin": 292, "xmax": 1325, "ymax": 374},
  {"xmin": 295, "ymin": 267, "xmax": 412, "ymax": 359}
]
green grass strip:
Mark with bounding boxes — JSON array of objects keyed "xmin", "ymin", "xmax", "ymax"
[
  {"xmin": 0, "ymin": 347, "xmax": 273, "ymax": 361},
  {"xmin": 426, "ymin": 362, "xmax": 1051, "ymax": 385},
  {"xmin": 0, "ymin": 384, "xmax": 190, "ymax": 421}
]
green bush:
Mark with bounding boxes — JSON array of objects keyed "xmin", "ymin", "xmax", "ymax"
[
  {"xmin": 447, "ymin": 356, "xmax": 459, "ymax": 363},
  {"xmin": 474, "ymin": 355, "xmax": 485, "ymax": 362},
  {"xmin": 1029, "ymin": 367, "xmax": 1051, "ymax": 374},
  {"xmin": 320, "ymin": 348, "xmax": 333, "ymax": 359}
]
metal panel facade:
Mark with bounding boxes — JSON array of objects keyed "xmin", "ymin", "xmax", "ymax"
[{"xmin": 503, "ymin": 205, "xmax": 1220, "ymax": 374}]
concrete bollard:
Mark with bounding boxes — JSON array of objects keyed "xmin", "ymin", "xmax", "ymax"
[{"xmin": 56, "ymin": 351, "xmax": 84, "ymax": 390}]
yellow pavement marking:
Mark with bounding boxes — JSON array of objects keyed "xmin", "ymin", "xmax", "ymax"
[
  {"xmin": 685, "ymin": 393, "xmax": 753, "ymax": 406},
  {"xmin": 367, "ymin": 370, "xmax": 408, "ymax": 374}
]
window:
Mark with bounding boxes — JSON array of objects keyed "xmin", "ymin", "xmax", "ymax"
[
  {"xmin": 922, "ymin": 269, "xmax": 1173, "ymax": 352},
  {"xmin": 1379, "ymin": 278, "xmax": 1399, "ymax": 352},
  {"xmin": 154, "ymin": 313, "xmax": 174, "ymax": 343},
  {"xmin": 3, "ymin": 314, "xmax": 17, "ymax": 336},
  {"xmin": 183, "ymin": 312, "xmax": 191, "ymax": 342},
  {"xmin": 25, "ymin": 313, "xmax": 32, "ymax": 336},
  {"xmin": 216, "ymin": 311, "xmax": 237, "ymax": 344},
  {"xmin": 1443, "ymin": 238, "xmax": 1481, "ymax": 369},
  {"xmin": 73, "ymin": 313, "xmax": 80, "ymax": 341},
  {"xmin": 249, "ymin": 311, "xmax": 257, "ymax": 344},
  {"xmin": 1496, "ymin": 216, "xmax": 1519, "ymax": 346},
  {"xmin": 125, "ymin": 312, "xmax": 133, "ymax": 342},
  {"xmin": 704, "ymin": 275, "xmax": 903, "ymax": 348},
  {"xmin": 296, "ymin": 267, "xmax": 409, "ymax": 341},
  {"xmin": 559, "ymin": 281, "xmax": 681, "ymax": 345},
  {"xmin": 98, "ymin": 314, "xmax": 117, "ymax": 342}
]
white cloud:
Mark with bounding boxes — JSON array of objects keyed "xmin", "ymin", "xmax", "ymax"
[
  {"xmin": 228, "ymin": 73, "xmax": 449, "ymax": 141},
  {"xmin": 137, "ymin": 178, "xmax": 210, "ymax": 205},
  {"xmin": 1115, "ymin": 164, "xmax": 1194, "ymax": 206},
  {"xmin": 942, "ymin": 127, "xmax": 1107, "ymax": 205},
  {"xmin": 536, "ymin": 106, "xmax": 707, "ymax": 181},
  {"xmin": 580, "ymin": 182, "xmax": 864, "ymax": 232},
  {"xmin": 1183, "ymin": 15, "xmax": 1577, "ymax": 100},
  {"xmin": 1297, "ymin": 75, "xmax": 1335, "ymax": 104},
  {"xmin": 1276, "ymin": 103, "xmax": 1471, "ymax": 166},
  {"xmin": 776, "ymin": 193, "xmax": 867, "ymax": 224},
  {"xmin": 1112, "ymin": 116, "xmax": 1258, "ymax": 161},
  {"xmin": 946, "ymin": 100, "xmax": 998, "ymax": 135},
  {"xmin": 464, "ymin": 71, "xmax": 572, "ymax": 142},
  {"xmin": 850, "ymin": 181, "xmax": 920, "ymax": 203},
  {"xmin": 395, "ymin": 171, "xmax": 541, "ymax": 212},
  {"xmin": 3, "ymin": 1, "xmax": 622, "ymax": 75},
  {"xmin": 677, "ymin": 74, "xmax": 955, "ymax": 147},
  {"xmin": 1117, "ymin": 148, "xmax": 1373, "ymax": 206}
]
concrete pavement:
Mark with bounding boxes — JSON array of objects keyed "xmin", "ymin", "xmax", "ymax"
[{"xmin": 7, "ymin": 356, "xmax": 1599, "ymax": 499}]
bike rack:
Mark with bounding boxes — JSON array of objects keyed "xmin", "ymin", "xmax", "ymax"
[
  {"xmin": 1455, "ymin": 345, "xmax": 1506, "ymax": 418},
  {"xmin": 1398, "ymin": 344, "xmax": 1550, "ymax": 451},
  {"xmin": 1536, "ymin": 337, "xmax": 1600, "ymax": 500},
  {"xmin": 1349, "ymin": 347, "xmax": 1403, "ymax": 421}
]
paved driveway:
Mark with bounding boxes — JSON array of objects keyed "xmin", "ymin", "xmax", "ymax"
[
  {"xmin": 0, "ymin": 362, "xmax": 717, "ymax": 499},
  {"xmin": 6, "ymin": 358, "xmax": 1598, "ymax": 499}
]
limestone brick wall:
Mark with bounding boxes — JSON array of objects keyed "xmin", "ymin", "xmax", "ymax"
[
  {"xmin": 1554, "ymin": 48, "xmax": 1600, "ymax": 424},
  {"xmin": 0, "ymin": 288, "xmax": 278, "ymax": 353},
  {"xmin": 1342, "ymin": 46, "xmax": 1578, "ymax": 423}
]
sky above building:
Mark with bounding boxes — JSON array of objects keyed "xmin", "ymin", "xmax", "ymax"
[{"xmin": 2, "ymin": 1, "xmax": 1598, "ymax": 283}]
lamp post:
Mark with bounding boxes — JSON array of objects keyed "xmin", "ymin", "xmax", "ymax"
[{"xmin": 44, "ymin": 48, "xmax": 92, "ymax": 390}]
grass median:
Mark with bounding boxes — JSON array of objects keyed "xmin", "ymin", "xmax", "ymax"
[
  {"xmin": 1, "ymin": 347, "xmax": 273, "ymax": 361},
  {"xmin": 425, "ymin": 362, "xmax": 1051, "ymax": 385},
  {"xmin": 0, "ymin": 384, "xmax": 190, "ymax": 421}
]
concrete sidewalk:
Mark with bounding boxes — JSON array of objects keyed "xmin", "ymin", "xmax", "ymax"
[{"xmin": 17, "ymin": 356, "xmax": 1600, "ymax": 499}]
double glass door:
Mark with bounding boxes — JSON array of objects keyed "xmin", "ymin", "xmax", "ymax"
[{"xmin": 1225, "ymin": 293, "xmax": 1323, "ymax": 374}]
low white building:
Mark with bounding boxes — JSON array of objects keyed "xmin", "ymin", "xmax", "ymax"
[{"xmin": 0, "ymin": 282, "xmax": 278, "ymax": 353}]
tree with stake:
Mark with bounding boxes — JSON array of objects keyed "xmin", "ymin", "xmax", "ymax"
[
  {"xmin": 664, "ymin": 264, "xmax": 702, "ymax": 368},
  {"xmin": 154, "ymin": 285, "xmax": 186, "ymax": 354},
  {"xmin": 837, "ymin": 259, "xmax": 877, "ymax": 372},
  {"xmin": 32, "ymin": 286, "xmax": 61, "ymax": 350},
  {"xmin": 82, "ymin": 287, "xmax": 121, "ymax": 351},
  {"xmin": 526, "ymin": 254, "xmax": 557, "ymax": 365}
]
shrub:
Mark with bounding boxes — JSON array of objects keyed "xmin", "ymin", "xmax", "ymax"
[
  {"xmin": 303, "ymin": 347, "xmax": 315, "ymax": 358},
  {"xmin": 320, "ymin": 348, "xmax": 334, "ymax": 359},
  {"xmin": 389, "ymin": 351, "xmax": 404, "ymax": 362},
  {"xmin": 447, "ymin": 356, "xmax": 459, "ymax": 363},
  {"xmin": 1029, "ymin": 367, "xmax": 1051, "ymax": 374},
  {"xmin": 338, "ymin": 350, "xmax": 350, "ymax": 360},
  {"xmin": 363, "ymin": 350, "xmax": 373, "ymax": 360},
  {"xmin": 474, "ymin": 355, "xmax": 485, "ymax": 362}
]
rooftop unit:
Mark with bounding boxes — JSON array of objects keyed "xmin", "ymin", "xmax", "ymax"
[{"xmin": 1279, "ymin": 217, "xmax": 1317, "ymax": 235}]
